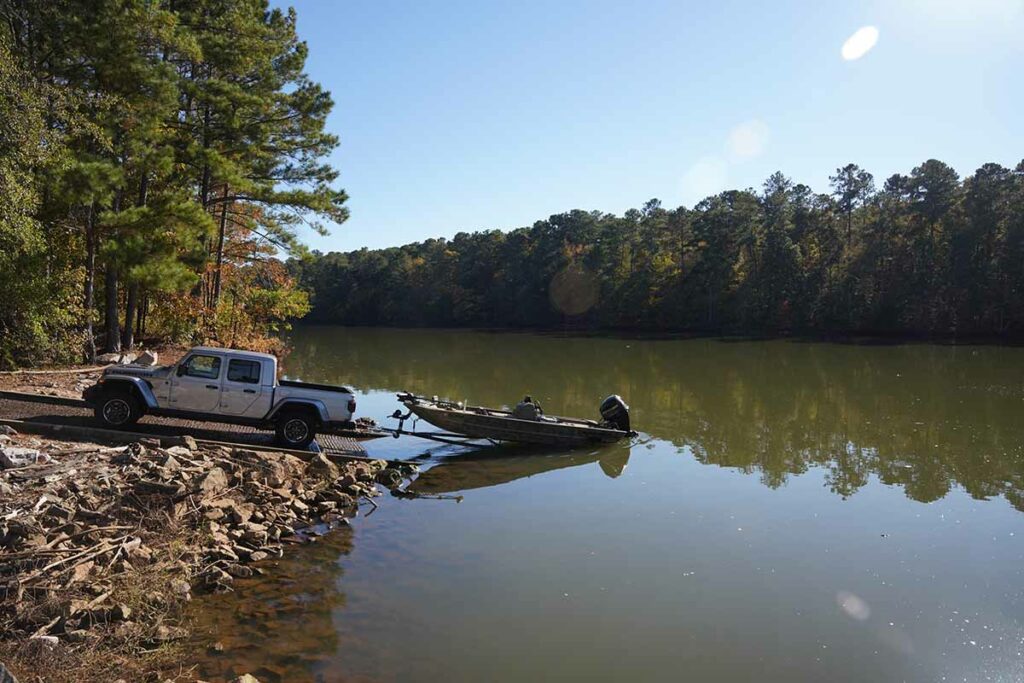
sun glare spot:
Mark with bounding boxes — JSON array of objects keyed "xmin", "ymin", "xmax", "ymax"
[
  {"xmin": 727, "ymin": 120, "xmax": 769, "ymax": 160},
  {"xmin": 681, "ymin": 156, "xmax": 728, "ymax": 204},
  {"xmin": 837, "ymin": 590, "xmax": 871, "ymax": 621},
  {"xmin": 841, "ymin": 26, "xmax": 879, "ymax": 61}
]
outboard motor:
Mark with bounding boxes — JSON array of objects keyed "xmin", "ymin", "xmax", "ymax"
[{"xmin": 599, "ymin": 394, "xmax": 631, "ymax": 432}]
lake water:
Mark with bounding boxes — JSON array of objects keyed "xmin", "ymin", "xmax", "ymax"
[{"xmin": 189, "ymin": 328, "xmax": 1024, "ymax": 682}]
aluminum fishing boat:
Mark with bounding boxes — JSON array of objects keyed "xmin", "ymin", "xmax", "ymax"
[{"xmin": 392, "ymin": 392, "xmax": 633, "ymax": 447}]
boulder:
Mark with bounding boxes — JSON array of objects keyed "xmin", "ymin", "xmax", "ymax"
[
  {"xmin": 0, "ymin": 662, "xmax": 17, "ymax": 683},
  {"xmin": 164, "ymin": 445, "xmax": 193, "ymax": 458},
  {"xmin": 225, "ymin": 564, "xmax": 253, "ymax": 578},
  {"xmin": 96, "ymin": 352, "xmax": 137, "ymax": 365},
  {"xmin": 162, "ymin": 435, "xmax": 197, "ymax": 451},
  {"xmin": 135, "ymin": 350, "xmax": 159, "ymax": 366},
  {"xmin": 0, "ymin": 447, "xmax": 47, "ymax": 469},
  {"xmin": 230, "ymin": 675, "xmax": 261, "ymax": 683},
  {"xmin": 305, "ymin": 453, "xmax": 340, "ymax": 481},
  {"xmin": 376, "ymin": 468, "xmax": 404, "ymax": 488},
  {"xmin": 197, "ymin": 467, "xmax": 229, "ymax": 498},
  {"xmin": 220, "ymin": 500, "xmax": 255, "ymax": 525}
]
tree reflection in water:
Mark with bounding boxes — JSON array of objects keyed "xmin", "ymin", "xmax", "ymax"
[{"xmin": 287, "ymin": 328, "xmax": 1024, "ymax": 511}]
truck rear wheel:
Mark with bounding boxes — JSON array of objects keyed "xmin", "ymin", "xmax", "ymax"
[
  {"xmin": 94, "ymin": 392, "xmax": 142, "ymax": 429},
  {"xmin": 275, "ymin": 411, "xmax": 318, "ymax": 449}
]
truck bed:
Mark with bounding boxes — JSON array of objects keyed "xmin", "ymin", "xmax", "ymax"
[{"xmin": 278, "ymin": 379, "xmax": 353, "ymax": 393}]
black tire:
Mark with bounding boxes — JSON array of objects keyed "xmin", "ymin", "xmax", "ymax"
[
  {"xmin": 94, "ymin": 391, "xmax": 142, "ymax": 429},
  {"xmin": 275, "ymin": 411, "xmax": 318, "ymax": 449}
]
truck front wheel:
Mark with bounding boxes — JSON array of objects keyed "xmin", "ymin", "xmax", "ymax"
[
  {"xmin": 275, "ymin": 411, "xmax": 318, "ymax": 449},
  {"xmin": 94, "ymin": 392, "xmax": 142, "ymax": 429}
]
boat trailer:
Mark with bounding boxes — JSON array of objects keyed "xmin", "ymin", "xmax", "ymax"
[{"xmin": 381, "ymin": 406, "xmax": 501, "ymax": 447}]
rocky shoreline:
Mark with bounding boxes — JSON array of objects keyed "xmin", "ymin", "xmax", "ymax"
[{"xmin": 0, "ymin": 425, "xmax": 413, "ymax": 682}]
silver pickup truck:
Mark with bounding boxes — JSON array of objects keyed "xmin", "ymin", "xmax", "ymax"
[{"xmin": 82, "ymin": 346, "xmax": 356, "ymax": 448}]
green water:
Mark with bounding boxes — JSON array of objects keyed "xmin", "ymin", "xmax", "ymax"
[{"xmin": 190, "ymin": 328, "xmax": 1024, "ymax": 682}]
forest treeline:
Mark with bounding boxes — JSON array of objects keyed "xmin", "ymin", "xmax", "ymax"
[
  {"xmin": 292, "ymin": 159, "xmax": 1024, "ymax": 337},
  {"xmin": 0, "ymin": 0, "xmax": 344, "ymax": 368}
]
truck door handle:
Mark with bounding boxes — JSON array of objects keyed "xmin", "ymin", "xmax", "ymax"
[
  {"xmin": 243, "ymin": 389, "xmax": 256, "ymax": 394},
  {"xmin": 206, "ymin": 384, "xmax": 218, "ymax": 390}
]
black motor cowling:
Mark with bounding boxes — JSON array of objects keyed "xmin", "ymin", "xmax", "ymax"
[{"xmin": 599, "ymin": 394, "xmax": 631, "ymax": 432}]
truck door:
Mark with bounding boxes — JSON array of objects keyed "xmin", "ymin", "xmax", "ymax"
[
  {"xmin": 220, "ymin": 358, "xmax": 271, "ymax": 417},
  {"xmin": 168, "ymin": 353, "xmax": 224, "ymax": 412}
]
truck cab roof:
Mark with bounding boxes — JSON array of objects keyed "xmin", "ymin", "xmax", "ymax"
[{"xmin": 187, "ymin": 346, "xmax": 278, "ymax": 362}]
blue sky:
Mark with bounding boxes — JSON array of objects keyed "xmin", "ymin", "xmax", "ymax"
[{"xmin": 273, "ymin": 0, "xmax": 1024, "ymax": 252}]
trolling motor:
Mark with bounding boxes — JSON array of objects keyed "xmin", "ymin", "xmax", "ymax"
[{"xmin": 599, "ymin": 394, "xmax": 631, "ymax": 433}]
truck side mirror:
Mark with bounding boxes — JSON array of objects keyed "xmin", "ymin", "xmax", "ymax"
[{"xmin": 176, "ymin": 364, "xmax": 188, "ymax": 377}]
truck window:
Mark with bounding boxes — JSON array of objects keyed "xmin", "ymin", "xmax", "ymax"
[
  {"xmin": 183, "ymin": 354, "xmax": 222, "ymax": 380},
  {"xmin": 227, "ymin": 359, "xmax": 261, "ymax": 384}
]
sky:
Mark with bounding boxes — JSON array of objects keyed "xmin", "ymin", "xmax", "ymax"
[{"xmin": 271, "ymin": 0, "xmax": 1024, "ymax": 252}]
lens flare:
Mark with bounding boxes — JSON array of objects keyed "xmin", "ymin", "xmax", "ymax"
[
  {"xmin": 837, "ymin": 590, "xmax": 871, "ymax": 621},
  {"xmin": 841, "ymin": 26, "xmax": 880, "ymax": 61}
]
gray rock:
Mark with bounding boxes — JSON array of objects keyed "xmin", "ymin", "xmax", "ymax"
[
  {"xmin": 0, "ymin": 662, "xmax": 18, "ymax": 683},
  {"xmin": 162, "ymin": 435, "xmax": 197, "ymax": 451},
  {"xmin": 197, "ymin": 467, "xmax": 228, "ymax": 497},
  {"xmin": 0, "ymin": 425, "xmax": 16, "ymax": 436},
  {"xmin": 34, "ymin": 635, "xmax": 58, "ymax": 646},
  {"xmin": 164, "ymin": 445, "xmax": 193, "ymax": 458},
  {"xmin": 376, "ymin": 468, "xmax": 404, "ymax": 488},
  {"xmin": 0, "ymin": 447, "xmax": 47, "ymax": 469},
  {"xmin": 135, "ymin": 350, "xmax": 159, "ymax": 366},
  {"xmin": 225, "ymin": 564, "xmax": 253, "ymax": 578},
  {"xmin": 96, "ymin": 352, "xmax": 137, "ymax": 364},
  {"xmin": 305, "ymin": 453, "xmax": 339, "ymax": 480}
]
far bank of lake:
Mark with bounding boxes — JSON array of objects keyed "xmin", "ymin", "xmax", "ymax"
[{"xmin": 190, "ymin": 327, "xmax": 1024, "ymax": 682}]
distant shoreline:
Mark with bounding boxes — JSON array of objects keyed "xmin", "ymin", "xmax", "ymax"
[{"xmin": 290, "ymin": 322, "xmax": 1024, "ymax": 347}]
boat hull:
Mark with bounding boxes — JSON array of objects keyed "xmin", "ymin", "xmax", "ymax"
[{"xmin": 404, "ymin": 401, "xmax": 629, "ymax": 447}]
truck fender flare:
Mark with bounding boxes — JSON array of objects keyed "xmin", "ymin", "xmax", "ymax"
[
  {"xmin": 97, "ymin": 377, "xmax": 158, "ymax": 409},
  {"xmin": 266, "ymin": 399, "xmax": 329, "ymax": 423}
]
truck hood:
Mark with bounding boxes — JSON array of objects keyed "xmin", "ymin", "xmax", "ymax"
[{"xmin": 103, "ymin": 364, "xmax": 173, "ymax": 380}]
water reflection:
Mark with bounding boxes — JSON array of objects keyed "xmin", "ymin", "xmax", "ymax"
[
  {"xmin": 286, "ymin": 328, "xmax": 1024, "ymax": 511},
  {"xmin": 409, "ymin": 446, "xmax": 631, "ymax": 494},
  {"xmin": 188, "ymin": 529, "xmax": 355, "ymax": 683}
]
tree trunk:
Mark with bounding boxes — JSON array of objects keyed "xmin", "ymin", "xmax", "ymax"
[
  {"xmin": 138, "ymin": 292, "xmax": 148, "ymax": 339},
  {"xmin": 193, "ymin": 104, "xmax": 213, "ymax": 303},
  {"xmin": 213, "ymin": 183, "xmax": 229, "ymax": 306},
  {"xmin": 84, "ymin": 203, "xmax": 97, "ymax": 363},
  {"xmin": 199, "ymin": 104, "xmax": 212, "ymax": 207},
  {"xmin": 103, "ymin": 189, "xmax": 124, "ymax": 354},
  {"xmin": 122, "ymin": 284, "xmax": 139, "ymax": 349},
  {"xmin": 103, "ymin": 266, "xmax": 121, "ymax": 354},
  {"xmin": 121, "ymin": 175, "xmax": 149, "ymax": 350}
]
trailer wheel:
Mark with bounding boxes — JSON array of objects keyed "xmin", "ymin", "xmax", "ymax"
[
  {"xmin": 94, "ymin": 391, "xmax": 142, "ymax": 429},
  {"xmin": 275, "ymin": 410, "xmax": 318, "ymax": 449}
]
